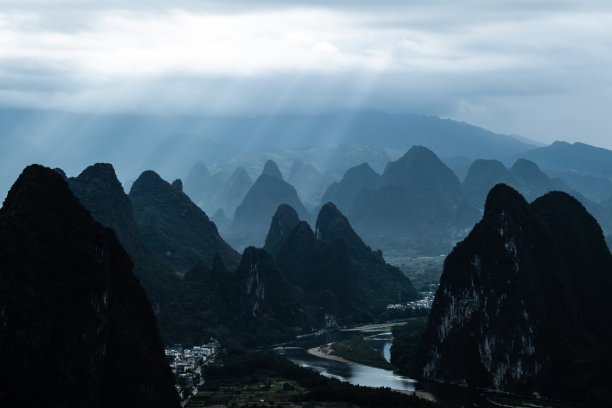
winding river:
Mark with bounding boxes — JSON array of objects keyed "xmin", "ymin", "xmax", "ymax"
[{"xmin": 272, "ymin": 325, "xmax": 495, "ymax": 408}]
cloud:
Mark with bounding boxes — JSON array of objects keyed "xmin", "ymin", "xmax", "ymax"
[{"xmin": 0, "ymin": 1, "xmax": 612, "ymax": 147}]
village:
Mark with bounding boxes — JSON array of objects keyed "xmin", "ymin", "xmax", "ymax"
[{"xmin": 165, "ymin": 339, "xmax": 221, "ymax": 401}]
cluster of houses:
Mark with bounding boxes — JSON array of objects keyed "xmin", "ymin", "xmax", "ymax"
[
  {"xmin": 386, "ymin": 290, "xmax": 435, "ymax": 311},
  {"xmin": 165, "ymin": 339, "xmax": 220, "ymax": 398}
]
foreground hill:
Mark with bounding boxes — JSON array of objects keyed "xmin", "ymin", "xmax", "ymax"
[
  {"xmin": 0, "ymin": 165, "xmax": 179, "ymax": 407},
  {"xmin": 269, "ymin": 203, "xmax": 419, "ymax": 327},
  {"xmin": 412, "ymin": 184, "xmax": 612, "ymax": 407}
]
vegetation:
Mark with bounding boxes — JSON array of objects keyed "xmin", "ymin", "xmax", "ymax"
[
  {"xmin": 386, "ymin": 256, "xmax": 444, "ymax": 291},
  {"xmin": 329, "ymin": 336, "xmax": 395, "ymax": 370},
  {"xmin": 194, "ymin": 349, "xmax": 437, "ymax": 408},
  {"xmin": 390, "ymin": 318, "xmax": 428, "ymax": 375}
]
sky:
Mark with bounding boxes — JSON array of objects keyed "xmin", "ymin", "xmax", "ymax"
[{"xmin": 1, "ymin": 0, "xmax": 612, "ymax": 148}]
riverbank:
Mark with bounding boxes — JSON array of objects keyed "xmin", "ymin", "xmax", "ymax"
[
  {"xmin": 341, "ymin": 321, "xmax": 408, "ymax": 331},
  {"xmin": 306, "ymin": 343, "xmax": 437, "ymax": 403}
]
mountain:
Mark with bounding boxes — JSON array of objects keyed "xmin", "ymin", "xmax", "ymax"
[
  {"xmin": 462, "ymin": 158, "xmax": 567, "ymax": 209},
  {"xmin": 0, "ymin": 108, "xmax": 539, "ymax": 204},
  {"xmin": 129, "ymin": 170, "xmax": 240, "ymax": 274},
  {"xmin": 0, "ymin": 165, "xmax": 179, "ymax": 407},
  {"xmin": 461, "ymin": 158, "xmax": 612, "ymax": 235},
  {"xmin": 67, "ymin": 163, "xmax": 190, "ymax": 342},
  {"xmin": 230, "ymin": 247, "xmax": 306, "ymax": 344},
  {"xmin": 228, "ymin": 161, "xmax": 309, "ymax": 249},
  {"xmin": 412, "ymin": 184, "xmax": 612, "ymax": 406},
  {"xmin": 443, "ymin": 156, "xmax": 473, "ymax": 182},
  {"xmin": 288, "ymin": 159, "xmax": 333, "ymax": 210},
  {"xmin": 264, "ymin": 204, "xmax": 301, "ymax": 258},
  {"xmin": 270, "ymin": 203, "xmax": 419, "ymax": 328},
  {"xmin": 522, "ymin": 141, "xmax": 612, "ymax": 201},
  {"xmin": 321, "ymin": 162, "xmax": 381, "ymax": 213},
  {"xmin": 209, "ymin": 167, "xmax": 253, "ymax": 218},
  {"xmin": 323, "ymin": 146, "xmax": 480, "ymax": 256},
  {"xmin": 262, "ymin": 159, "xmax": 284, "ymax": 179},
  {"xmin": 183, "ymin": 160, "xmax": 230, "ymax": 214}
]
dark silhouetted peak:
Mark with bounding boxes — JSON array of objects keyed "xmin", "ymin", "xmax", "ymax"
[
  {"xmin": 413, "ymin": 184, "xmax": 612, "ymax": 406},
  {"xmin": 316, "ymin": 202, "xmax": 353, "ymax": 241},
  {"xmin": 0, "ymin": 165, "xmax": 179, "ymax": 408},
  {"xmin": 130, "ymin": 169, "xmax": 240, "ymax": 273},
  {"xmin": 262, "ymin": 159, "xmax": 283, "ymax": 180},
  {"xmin": 3, "ymin": 164, "xmax": 81, "ymax": 218},
  {"xmin": 53, "ymin": 167, "xmax": 67, "ymax": 179},
  {"xmin": 264, "ymin": 204, "xmax": 301, "ymax": 257},
  {"xmin": 171, "ymin": 178, "xmax": 183, "ymax": 192},
  {"xmin": 275, "ymin": 206, "xmax": 417, "ymax": 328},
  {"xmin": 482, "ymin": 183, "xmax": 530, "ymax": 221}
]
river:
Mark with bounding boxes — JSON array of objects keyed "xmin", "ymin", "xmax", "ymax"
[{"xmin": 272, "ymin": 325, "xmax": 496, "ymax": 408}]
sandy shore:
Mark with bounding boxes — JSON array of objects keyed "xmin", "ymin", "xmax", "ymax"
[
  {"xmin": 306, "ymin": 343, "xmax": 354, "ymax": 364},
  {"xmin": 306, "ymin": 342, "xmax": 437, "ymax": 403},
  {"xmin": 340, "ymin": 321, "xmax": 408, "ymax": 331}
]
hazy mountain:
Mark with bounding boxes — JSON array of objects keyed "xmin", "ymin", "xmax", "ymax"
[
  {"xmin": 548, "ymin": 170, "xmax": 612, "ymax": 203},
  {"xmin": 288, "ymin": 159, "xmax": 333, "ymax": 210},
  {"xmin": 523, "ymin": 141, "xmax": 612, "ymax": 178},
  {"xmin": 522, "ymin": 141, "xmax": 612, "ymax": 201},
  {"xmin": 0, "ymin": 165, "xmax": 179, "ymax": 407},
  {"xmin": 270, "ymin": 203, "xmax": 418, "ymax": 328},
  {"xmin": 0, "ymin": 108, "xmax": 539, "ymax": 204},
  {"xmin": 443, "ymin": 156, "xmax": 473, "ymax": 182},
  {"xmin": 462, "ymin": 158, "xmax": 567, "ymax": 209},
  {"xmin": 183, "ymin": 160, "xmax": 230, "ymax": 214},
  {"xmin": 129, "ymin": 170, "xmax": 240, "ymax": 274},
  {"xmin": 209, "ymin": 167, "xmax": 253, "ymax": 218},
  {"xmin": 321, "ymin": 162, "xmax": 381, "ymax": 214},
  {"xmin": 228, "ymin": 161, "xmax": 308, "ymax": 249},
  {"xmin": 262, "ymin": 159, "xmax": 284, "ymax": 179},
  {"xmin": 324, "ymin": 146, "xmax": 480, "ymax": 256},
  {"xmin": 413, "ymin": 184, "xmax": 612, "ymax": 406},
  {"xmin": 463, "ymin": 159, "xmax": 517, "ymax": 206}
]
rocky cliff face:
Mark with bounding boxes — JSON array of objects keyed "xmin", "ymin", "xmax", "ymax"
[
  {"xmin": 0, "ymin": 165, "xmax": 179, "ymax": 408},
  {"xmin": 413, "ymin": 184, "xmax": 612, "ymax": 406},
  {"xmin": 270, "ymin": 203, "xmax": 418, "ymax": 328}
]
